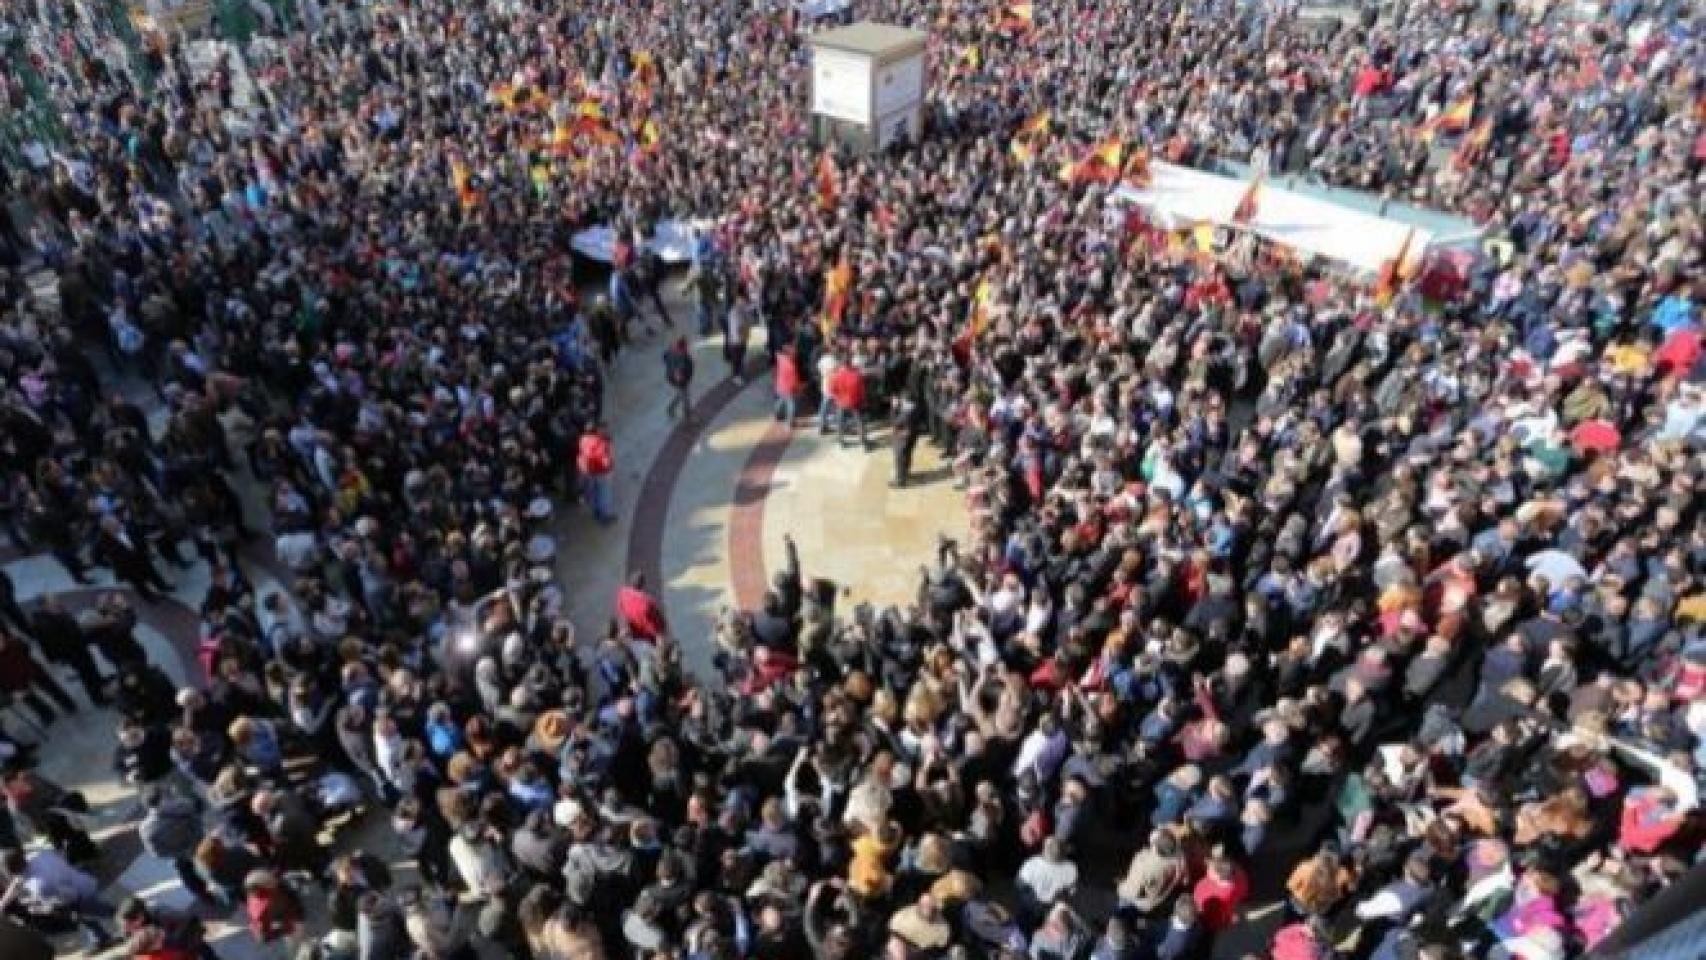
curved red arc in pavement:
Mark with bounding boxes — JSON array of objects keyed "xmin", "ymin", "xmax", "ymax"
[
  {"xmin": 727, "ymin": 422, "xmax": 794, "ymax": 611},
  {"xmin": 625, "ymin": 366, "xmax": 788, "ymax": 605},
  {"xmin": 623, "ymin": 374, "xmax": 748, "ymax": 590}
]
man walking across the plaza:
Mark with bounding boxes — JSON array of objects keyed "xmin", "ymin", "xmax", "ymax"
[{"xmin": 663, "ymin": 338, "xmax": 695, "ymax": 420}]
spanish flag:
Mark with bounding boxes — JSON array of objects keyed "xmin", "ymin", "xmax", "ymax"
[
  {"xmin": 450, "ymin": 159, "xmax": 478, "ymax": 210},
  {"xmin": 1017, "ymin": 112, "xmax": 1051, "ymax": 139},
  {"xmin": 1121, "ymin": 145, "xmax": 1152, "ymax": 187},
  {"xmin": 570, "ymin": 98, "xmax": 614, "ymax": 140},
  {"xmin": 969, "ymin": 278, "xmax": 995, "ymax": 337},
  {"xmin": 1451, "ymin": 120, "xmax": 1493, "ymax": 171},
  {"xmin": 549, "ymin": 124, "xmax": 575, "ymax": 157},
  {"xmin": 822, "ymin": 257, "xmax": 853, "ymax": 333},
  {"xmin": 1436, "ymin": 95, "xmax": 1475, "ymax": 134},
  {"xmin": 1374, "ymin": 227, "xmax": 1417, "ymax": 306},
  {"xmin": 632, "ymin": 50, "xmax": 657, "ymax": 83},
  {"xmin": 1074, "ymin": 137, "xmax": 1124, "ymax": 185},
  {"xmin": 816, "ymin": 151, "xmax": 840, "ymax": 211},
  {"xmin": 1231, "ymin": 177, "xmax": 1261, "ymax": 225},
  {"xmin": 999, "ymin": 2, "xmax": 1033, "ymax": 31}
]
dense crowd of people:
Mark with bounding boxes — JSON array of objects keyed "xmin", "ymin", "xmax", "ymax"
[{"xmin": 0, "ymin": 0, "xmax": 1703, "ymax": 958}]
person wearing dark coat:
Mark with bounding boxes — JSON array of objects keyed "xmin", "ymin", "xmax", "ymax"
[
  {"xmin": 92, "ymin": 515, "xmax": 175, "ymax": 603},
  {"xmin": 0, "ymin": 570, "xmax": 30, "ymax": 637},
  {"xmin": 115, "ymin": 719, "xmax": 177, "ymax": 787},
  {"xmin": 27, "ymin": 595, "xmax": 108, "ymax": 705},
  {"xmin": 254, "ymin": 787, "xmax": 326, "ymax": 878},
  {"xmin": 890, "ymin": 395, "xmax": 924, "ymax": 488},
  {"xmin": 112, "ymin": 661, "xmax": 180, "ymax": 726},
  {"xmin": 0, "ymin": 627, "xmax": 77, "ymax": 724}
]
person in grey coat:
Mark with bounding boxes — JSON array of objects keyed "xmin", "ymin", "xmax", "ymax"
[
  {"xmin": 138, "ymin": 785, "xmax": 213, "ymax": 904},
  {"xmin": 357, "ymin": 891, "xmax": 408, "ymax": 960}
]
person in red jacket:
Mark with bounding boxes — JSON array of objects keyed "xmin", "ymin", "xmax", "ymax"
[
  {"xmin": 615, "ymin": 571, "xmax": 668, "ymax": 641},
  {"xmin": 774, "ymin": 347, "xmax": 802, "ymax": 426},
  {"xmin": 1192, "ymin": 849, "xmax": 1249, "ymax": 934},
  {"xmin": 242, "ymin": 870, "xmax": 303, "ymax": 949},
  {"xmin": 1617, "ymin": 786, "xmax": 1685, "ymax": 855},
  {"xmin": 575, "ymin": 423, "xmax": 616, "ymax": 524},
  {"xmin": 827, "ymin": 361, "xmax": 868, "ymax": 449},
  {"xmin": 1271, "ymin": 917, "xmax": 1334, "ymax": 960}
]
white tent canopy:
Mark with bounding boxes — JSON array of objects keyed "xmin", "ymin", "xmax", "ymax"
[
  {"xmin": 1111, "ymin": 162, "xmax": 1479, "ymax": 275},
  {"xmin": 570, "ymin": 219, "xmax": 709, "ymax": 265}
]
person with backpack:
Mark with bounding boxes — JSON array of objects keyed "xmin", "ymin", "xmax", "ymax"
[{"xmin": 138, "ymin": 785, "xmax": 216, "ymax": 906}]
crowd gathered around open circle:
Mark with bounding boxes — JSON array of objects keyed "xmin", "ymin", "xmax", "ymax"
[{"xmin": 0, "ymin": 0, "xmax": 1702, "ymax": 959}]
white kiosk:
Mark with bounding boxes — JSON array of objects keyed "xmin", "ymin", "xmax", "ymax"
[{"xmin": 809, "ymin": 22, "xmax": 928, "ymax": 152}]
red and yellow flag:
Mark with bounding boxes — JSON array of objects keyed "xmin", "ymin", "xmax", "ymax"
[
  {"xmin": 1231, "ymin": 177, "xmax": 1262, "ymax": 224},
  {"xmin": 548, "ymin": 124, "xmax": 575, "ymax": 157},
  {"xmin": 1374, "ymin": 227, "xmax": 1418, "ymax": 306},
  {"xmin": 1010, "ymin": 112, "xmax": 1050, "ymax": 166},
  {"xmin": 1017, "ymin": 112, "xmax": 1051, "ymax": 139},
  {"xmin": 1121, "ymin": 145, "xmax": 1152, "ymax": 187},
  {"xmin": 1059, "ymin": 138, "xmax": 1123, "ymax": 185},
  {"xmin": 450, "ymin": 159, "xmax": 479, "ymax": 210},
  {"xmin": 998, "ymin": 2, "xmax": 1034, "ymax": 31},
  {"xmin": 816, "ymin": 151, "xmax": 840, "ymax": 211},
  {"xmin": 1436, "ymin": 95, "xmax": 1475, "ymax": 134},
  {"xmin": 822, "ymin": 257, "xmax": 853, "ymax": 333},
  {"xmin": 1451, "ymin": 120, "xmax": 1493, "ymax": 171},
  {"xmin": 1063, "ymin": 137, "xmax": 1123, "ymax": 185},
  {"xmin": 969, "ymin": 278, "xmax": 995, "ymax": 337}
]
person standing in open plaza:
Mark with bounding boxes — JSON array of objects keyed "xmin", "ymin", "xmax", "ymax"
[
  {"xmin": 575, "ymin": 423, "xmax": 617, "ymax": 525},
  {"xmin": 663, "ymin": 337, "xmax": 695, "ymax": 421}
]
